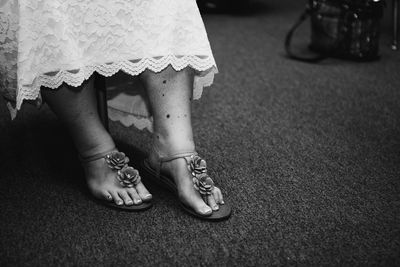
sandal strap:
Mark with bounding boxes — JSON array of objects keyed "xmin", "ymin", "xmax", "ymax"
[
  {"xmin": 150, "ymin": 146, "xmax": 214, "ymax": 201},
  {"xmin": 159, "ymin": 151, "xmax": 198, "ymax": 163},
  {"xmin": 151, "ymin": 146, "xmax": 198, "ymax": 177},
  {"xmin": 79, "ymin": 148, "xmax": 118, "ymax": 163},
  {"xmin": 80, "ymin": 148, "xmax": 141, "ymax": 187}
]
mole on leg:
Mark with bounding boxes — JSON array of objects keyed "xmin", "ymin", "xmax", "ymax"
[{"xmin": 140, "ymin": 66, "xmax": 219, "ymax": 216}]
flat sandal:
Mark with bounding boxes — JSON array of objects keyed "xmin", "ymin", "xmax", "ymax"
[
  {"xmin": 141, "ymin": 151, "xmax": 231, "ymax": 221},
  {"xmin": 81, "ymin": 148, "xmax": 152, "ymax": 211}
]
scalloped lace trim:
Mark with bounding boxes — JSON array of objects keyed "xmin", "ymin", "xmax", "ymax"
[
  {"xmin": 16, "ymin": 55, "xmax": 216, "ymax": 109},
  {"xmin": 11, "ymin": 55, "xmax": 217, "ymax": 131}
]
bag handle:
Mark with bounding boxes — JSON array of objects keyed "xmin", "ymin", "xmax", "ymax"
[{"xmin": 284, "ymin": 5, "xmax": 327, "ymax": 63}]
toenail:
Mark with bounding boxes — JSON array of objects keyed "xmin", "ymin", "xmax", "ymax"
[
  {"xmin": 117, "ymin": 200, "xmax": 123, "ymax": 205},
  {"xmin": 202, "ymin": 207, "xmax": 212, "ymax": 214},
  {"xmin": 127, "ymin": 200, "xmax": 133, "ymax": 204},
  {"xmin": 134, "ymin": 199, "xmax": 142, "ymax": 204},
  {"xmin": 145, "ymin": 194, "xmax": 152, "ymax": 199},
  {"xmin": 213, "ymin": 205, "xmax": 219, "ymax": 210},
  {"xmin": 221, "ymin": 201, "xmax": 225, "ymax": 205}
]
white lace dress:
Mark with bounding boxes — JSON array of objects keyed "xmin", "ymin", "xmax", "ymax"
[{"xmin": 0, "ymin": 0, "xmax": 217, "ymax": 131}]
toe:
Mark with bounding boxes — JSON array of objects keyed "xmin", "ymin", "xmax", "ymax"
[
  {"xmin": 197, "ymin": 204, "xmax": 213, "ymax": 215},
  {"xmin": 207, "ymin": 195, "xmax": 219, "ymax": 211},
  {"xmin": 118, "ymin": 190, "xmax": 134, "ymax": 206},
  {"xmin": 135, "ymin": 182, "xmax": 152, "ymax": 201},
  {"xmin": 213, "ymin": 187, "xmax": 224, "ymax": 205},
  {"xmin": 92, "ymin": 189, "xmax": 113, "ymax": 202},
  {"xmin": 179, "ymin": 191, "xmax": 212, "ymax": 216},
  {"xmin": 103, "ymin": 191, "xmax": 113, "ymax": 202},
  {"xmin": 127, "ymin": 188, "xmax": 143, "ymax": 205},
  {"xmin": 193, "ymin": 196, "xmax": 213, "ymax": 215},
  {"xmin": 110, "ymin": 191, "xmax": 124, "ymax": 206}
]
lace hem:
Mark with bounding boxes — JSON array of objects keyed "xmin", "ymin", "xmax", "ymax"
[
  {"xmin": 108, "ymin": 107, "xmax": 154, "ymax": 131},
  {"xmin": 15, "ymin": 55, "xmax": 217, "ymax": 110},
  {"xmin": 10, "ymin": 55, "xmax": 217, "ymax": 131}
]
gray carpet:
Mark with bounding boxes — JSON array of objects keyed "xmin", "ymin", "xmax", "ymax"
[{"xmin": 1, "ymin": 0, "xmax": 399, "ymax": 265}]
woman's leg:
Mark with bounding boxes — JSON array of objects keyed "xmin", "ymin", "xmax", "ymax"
[
  {"xmin": 140, "ymin": 66, "xmax": 223, "ymax": 216},
  {"xmin": 41, "ymin": 77, "xmax": 152, "ymax": 206}
]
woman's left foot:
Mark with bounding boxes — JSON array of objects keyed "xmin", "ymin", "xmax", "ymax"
[{"xmin": 146, "ymin": 149, "xmax": 230, "ymax": 219}]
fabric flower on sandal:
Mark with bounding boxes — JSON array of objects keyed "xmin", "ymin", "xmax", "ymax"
[
  {"xmin": 117, "ymin": 166, "xmax": 141, "ymax": 187},
  {"xmin": 189, "ymin": 155, "xmax": 214, "ymax": 198},
  {"xmin": 105, "ymin": 151, "xmax": 129, "ymax": 170},
  {"xmin": 193, "ymin": 172, "xmax": 214, "ymax": 196},
  {"xmin": 189, "ymin": 155, "xmax": 207, "ymax": 176}
]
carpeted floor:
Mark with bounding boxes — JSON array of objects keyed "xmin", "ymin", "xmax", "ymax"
[{"xmin": 1, "ymin": 0, "xmax": 399, "ymax": 266}]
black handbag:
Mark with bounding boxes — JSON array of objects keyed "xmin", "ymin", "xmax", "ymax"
[{"xmin": 285, "ymin": 0, "xmax": 385, "ymax": 62}]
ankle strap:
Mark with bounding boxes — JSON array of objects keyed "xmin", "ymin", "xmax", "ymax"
[
  {"xmin": 159, "ymin": 151, "xmax": 198, "ymax": 163},
  {"xmin": 151, "ymin": 145, "xmax": 197, "ymax": 163},
  {"xmin": 79, "ymin": 148, "xmax": 118, "ymax": 163},
  {"xmin": 150, "ymin": 146, "xmax": 198, "ymax": 177}
]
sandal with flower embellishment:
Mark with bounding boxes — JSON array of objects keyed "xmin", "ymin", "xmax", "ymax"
[
  {"xmin": 81, "ymin": 149, "xmax": 152, "ymax": 211},
  {"xmin": 141, "ymin": 151, "xmax": 231, "ymax": 221}
]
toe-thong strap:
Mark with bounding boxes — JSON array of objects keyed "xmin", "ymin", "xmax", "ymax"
[
  {"xmin": 187, "ymin": 154, "xmax": 214, "ymax": 199},
  {"xmin": 80, "ymin": 149, "xmax": 141, "ymax": 188},
  {"xmin": 155, "ymin": 150, "xmax": 215, "ymax": 200}
]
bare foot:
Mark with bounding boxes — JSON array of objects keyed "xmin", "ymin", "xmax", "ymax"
[
  {"xmin": 148, "ymin": 152, "xmax": 224, "ymax": 216},
  {"xmin": 83, "ymin": 152, "xmax": 152, "ymax": 206}
]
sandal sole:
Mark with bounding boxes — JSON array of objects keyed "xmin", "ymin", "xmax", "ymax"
[{"xmin": 95, "ymin": 198, "xmax": 153, "ymax": 211}]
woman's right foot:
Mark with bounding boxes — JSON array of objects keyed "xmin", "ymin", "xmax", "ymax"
[{"xmin": 82, "ymin": 149, "xmax": 152, "ymax": 207}]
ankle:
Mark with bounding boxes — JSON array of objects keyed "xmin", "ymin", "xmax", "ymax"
[
  {"xmin": 77, "ymin": 136, "xmax": 116, "ymax": 158},
  {"xmin": 152, "ymin": 133, "xmax": 195, "ymax": 158}
]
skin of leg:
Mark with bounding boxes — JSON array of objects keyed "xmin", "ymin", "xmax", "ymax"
[
  {"xmin": 41, "ymin": 78, "xmax": 152, "ymax": 205},
  {"xmin": 140, "ymin": 66, "xmax": 224, "ymax": 215}
]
